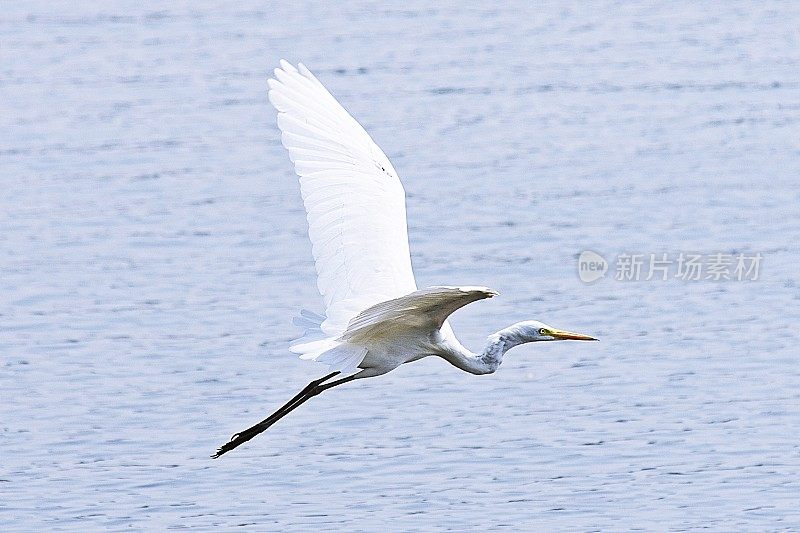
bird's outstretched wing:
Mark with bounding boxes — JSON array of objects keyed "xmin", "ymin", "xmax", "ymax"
[
  {"xmin": 341, "ymin": 286, "xmax": 498, "ymax": 342},
  {"xmin": 268, "ymin": 60, "xmax": 417, "ymax": 334}
]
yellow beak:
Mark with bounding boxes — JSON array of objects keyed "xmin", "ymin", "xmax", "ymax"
[{"xmin": 548, "ymin": 328, "xmax": 598, "ymax": 341}]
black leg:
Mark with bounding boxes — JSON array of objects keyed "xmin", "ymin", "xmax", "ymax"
[
  {"xmin": 212, "ymin": 371, "xmax": 359, "ymax": 458},
  {"xmin": 212, "ymin": 372, "xmax": 338, "ymax": 458},
  {"xmin": 254, "ymin": 371, "xmax": 341, "ymax": 429}
]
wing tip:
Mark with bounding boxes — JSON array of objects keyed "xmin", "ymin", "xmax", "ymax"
[
  {"xmin": 468, "ymin": 286, "xmax": 499, "ymax": 298},
  {"xmin": 274, "ymin": 59, "xmax": 314, "ymax": 80},
  {"xmin": 437, "ymin": 285, "xmax": 499, "ymax": 298},
  {"xmin": 279, "ymin": 59, "xmax": 297, "ymax": 72}
]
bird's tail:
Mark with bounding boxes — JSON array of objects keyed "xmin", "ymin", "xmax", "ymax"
[
  {"xmin": 290, "ymin": 309, "xmax": 367, "ymax": 374},
  {"xmin": 290, "ymin": 309, "xmax": 326, "ymax": 344},
  {"xmin": 292, "ymin": 308, "xmax": 325, "ymax": 331}
]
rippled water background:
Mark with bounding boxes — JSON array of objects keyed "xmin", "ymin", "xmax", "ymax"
[{"xmin": 2, "ymin": 2, "xmax": 799, "ymax": 530}]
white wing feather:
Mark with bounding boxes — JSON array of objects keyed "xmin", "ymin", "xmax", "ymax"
[
  {"xmin": 270, "ymin": 61, "xmax": 417, "ymax": 371},
  {"xmin": 269, "ymin": 61, "xmax": 416, "ymax": 333}
]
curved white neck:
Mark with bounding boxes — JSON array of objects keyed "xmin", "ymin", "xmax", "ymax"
[{"xmin": 438, "ymin": 326, "xmax": 529, "ymax": 375}]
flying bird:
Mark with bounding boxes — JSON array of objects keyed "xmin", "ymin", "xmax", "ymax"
[{"xmin": 212, "ymin": 60, "xmax": 596, "ymax": 458}]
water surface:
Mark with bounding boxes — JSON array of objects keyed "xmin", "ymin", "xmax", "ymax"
[{"xmin": 1, "ymin": 2, "xmax": 799, "ymax": 530}]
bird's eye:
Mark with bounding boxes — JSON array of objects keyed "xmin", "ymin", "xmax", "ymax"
[{"xmin": 538, "ymin": 328, "xmax": 548, "ymax": 336}]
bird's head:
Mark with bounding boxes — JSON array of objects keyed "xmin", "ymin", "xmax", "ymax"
[{"xmin": 503, "ymin": 320, "xmax": 598, "ymax": 343}]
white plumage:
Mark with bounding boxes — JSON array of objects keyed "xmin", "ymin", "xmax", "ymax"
[
  {"xmin": 265, "ymin": 59, "xmax": 596, "ymax": 377},
  {"xmin": 213, "ymin": 60, "xmax": 596, "ymax": 457},
  {"xmin": 268, "ymin": 60, "xmax": 416, "ymax": 340}
]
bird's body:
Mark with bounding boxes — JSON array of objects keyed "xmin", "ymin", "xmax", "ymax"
[
  {"xmin": 292, "ymin": 285, "xmax": 503, "ymax": 377},
  {"xmin": 212, "ymin": 61, "xmax": 596, "ymax": 458}
]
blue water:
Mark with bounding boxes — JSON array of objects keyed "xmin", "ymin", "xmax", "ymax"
[{"xmin": 2, "ymin": 2, "xmax": 799, "ymax": 530}]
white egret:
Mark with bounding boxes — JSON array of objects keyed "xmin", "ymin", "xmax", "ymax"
[{"xmin": 213, "ymin": 60, "xmax": 596, "ymax": 458}]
